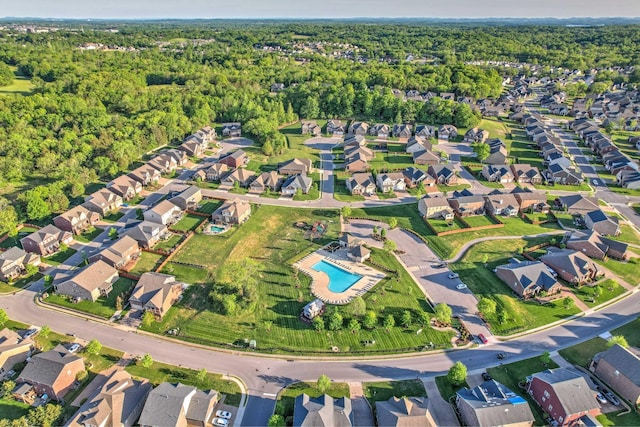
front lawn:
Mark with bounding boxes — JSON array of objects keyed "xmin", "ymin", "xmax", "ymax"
[
  {"xmin": 171, "ymin": 214, "xmax": 206, "ymax": 232},
  {"xmin": 610, "ymin": 224, "xmax": 640, "ymax": 246},
  {"xmin": 435, "ymin": 375, "xmax": 468, "ymax": 401},
  {"xmin": 126, "ymin": 361, "xmax": 243, "ymax": 406},
  {"xmin": 437, "ymin": 183, "xmax": 471, "ymax": 193},
  {"xmin": 534, "ymin": 182, "xmax": 592, "ymax": 192},
  {"xmin": 293, "ymin": 183, "xmax": 320, "ymax": 201},
  {"xmin": 44, "ymin": 247, "xmax": 77, "ymax": 266},
  {"xmin": 130, "ymin": 252, "xmax": 164, "ymax": 275},
  {"xmin": 558, "ymin": 337, "xmax": 608, "ymax": 368},
  {"xmin": 363, "ymin": 379, "xmax": 426, "ymax": 404},
  {"xmin": 74, "ymin": 227, "xmax": 103, "ymax": 244},
  {"xmin": 0, "ymin": 272, "xmax": 42, "ymax": 294},
  {"xmin": 595, "ymin": 258, "xmax": 640, "ymax": 287},
  {"xmin": 45, "ymin": 277, "xmax": 134, "ymax": 319},
  {"xmin": 102, "ymin": 211, "xmax": 125, "ymax": 223},
  {"xmin": 573, "ymin": 279, "xmax": 626, "ymax": 308}
]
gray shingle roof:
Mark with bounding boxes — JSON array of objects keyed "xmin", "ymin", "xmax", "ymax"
[
  {"xmin": 531, "ymin": 368, "xmax": 599, "ymax": 416},
  {"xmin": 293, "ymin": 394, "xmax": 353, "ymax": 427},
  {"xmin": 457, "ymin": 380, "xmax": 535, "ymax": 427},
  {"xmin": 594, "ymin": 344, "xmax": 640, "ymax": 385}
]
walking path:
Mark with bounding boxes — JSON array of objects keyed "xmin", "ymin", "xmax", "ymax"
[
  {"xmin": 421, "ymin": 378, "xmax": 460, "ymax": 427},
  {"xmin": 348, "ymin": 382, "xmax": 375, "ymax": 427}
]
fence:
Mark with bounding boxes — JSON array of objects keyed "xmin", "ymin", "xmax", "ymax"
[{"xmin": 154, "ymin": 232, "xmax": 194, "ymax": 273}]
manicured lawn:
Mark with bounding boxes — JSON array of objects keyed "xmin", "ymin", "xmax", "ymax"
[
  {"xmin": 558, "ymin": 337, "xmax": 608, "ymax": 368},
  {"xmin": 437, "ymin": 183, "xmax": 470, "ymax": 193},
  {"xmin": 293, "ymin": 175, "xmax": 321, "ymax": 201},
  {"xmin": 196, "ymin": 181, "xmax": 220, "ymax": 190},
  {"xmin": 102, "ymin": 211, "xmax": 125, "ymax": 223},
  {"xmin": 0, "ymin": 272, "xmax": 42, "ymax": 294},
  {"xmin": 160, "ymin": 263, "xmax": 210, "ymax": 285},
  {"xmin": 130, "ymin": 252, "xmax": 164, "ymax": 275},
  {"xmin": 369, "ymin": 145, "xmax": 416, "ymax": 171},
  {"xmin": 463, "ymin": 215, "xmax": 499, "ymax": 228},
  {"xmin": 44, "ymin": 247, "xmax": 77, "ymax": 265},
  {"xmin": 74, "ymin": 226, "xmax": 103, "ymax": 244},
  {"xmin": 450, "ymin": 238, "xmax": 581, "ymax": 335},
  {"xmin": 143, "ymin": 205, "xmax": 454, "ymax": 355},
  {"xmin": 155, "ymin": 234, "xmax": 182, "ymax": 251},
  {"xmin": 524, "ymin": 212, "xmax": 555, "ymax": 223},
  {"xmin": 33, "ymin": 329, "xmax": 73, "ymax": 352},
  {"xmin": 508, "ymin": 139, "xmax": 543, "ymax": 168},
  {"xmin": 276, "ymin": 381, "xmax": 350, "ymax": 421},
  {"xmin": 612, "ymin": 317, "xmax": 640, "ymax": 348},
  {"xmin": 595, "ymin": 258, "xmax": 640, "ymax": 287},
  {"xmin": 487, "ymin": 355, "xmax": 560, "ymax": 426},
  {"xmin": 534, "ymin": 182, "xmax": 592, "ymax": 192},
  {"xmin": 479, "ymin": 118, "xmax": 508, "ymax": 139},
  {"xmin": 435, "ymin": 375, "xmax": 468, "ymax": 401},
  {"xmin": 0, "ymin": 399, "xmax": 31, "ymax": 420},
  {"xmin": 363, "ymin": 379, "xmax": 426, "ymax": 404},
  {"xmin": 126, "ymin": 360, "xmax": 242, "ymax": 406},
  {"xmin": 45, "ymin": 277, "xmax": 134, "ymax": 319},
  {"xmin": 171, "ymin": 214, "xmax": 205, "ymax": 232},
  {"xmin": 198, "ymin": 200, "xmax": 222, "ymax": 214},
  {"xmin": 598, "ymin": 410, "xmax": 640, "ymax": 426},
  {"xmin": 573, "ymin": 279, "xmax": 626, "ymax": 308},
  {"xmin": 0, "ymin": 67, "xmax": 34, "ymax": 95},
  {"xmin": 228, "ymin": 187, "xmax": 249, "ymax": 195},
  {"xmin": 376, "ymin": 191, "xmax": 397, "ymax": 200},
  {"xmin": 610, "ymin": 224, "xmax": 640, "ymax": 246},
  {"xmin": 427, "ymin": 217, "xmax": 465, "ymax": 233},
  {"xmin": 333, "ymin": 175, "xmax": 365, "ymax": 202}
]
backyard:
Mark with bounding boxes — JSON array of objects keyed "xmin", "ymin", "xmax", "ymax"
[
  {"xmin": 171, "ymin": 214, "xmax": 206, "ymax": 232},
  {"xmin": 130, "ymin": 252, "xmax": 164, "ymax": 275}
]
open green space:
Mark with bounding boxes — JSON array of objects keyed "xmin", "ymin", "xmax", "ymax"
[
  {"xmin": 573, "ymin": 279, "xmax": 626, "ymax": 308},
  {"xmin": 369, "ymin": 144, "xmax": 416, "ymax": 172},
  {"xmin": 508, "ymin": 139, "xmax": 543, "ymax": 169},
  {"xmin": 610, "ymin": 130, "xmax": 640, "ymax": 162},
  {"xmin": 534, "ymin": 182, "xmax": 592, "ymax": 192},
  {"xmin": 558, "ymin": 337, "xmax": 608, "ymax": 368},
  {"xmin": 45, "ymin": 277, "xmax": 134, "ymax": 319},
  {"xmin": 611, "ymin": 224, "xmax": 640, "ymax": 246},
  {"xmin": 450, "ymin": 238, "xmax": 580, "ymax": 335},
  {"xmin": 171, "ymin": 214, "xmax": 206, "ymax": 232},
  {"xmin": 43, "ymin": 247, "xmax": 77, "ymax": 266},
  {"xmin": 130, "ymin": 252, "xmax": 164, "ymax": 275},
  {"xmin": 363, "ymin": 379, "xmax": 426, "ymax": 404},
  {"xmin": 275, "ymin": 380, "xmax": 350, "ymax": 423},
  {"xmin": 487, "ymin": 355, "xmax": 559, "ymax": 426},
  {"xmin": 479, "ymin": 118, "xmax": 509, "ymax": 139},
  {"xmin": 74, "ymin": 226, "xmax": 103, "ymax": 244},
  {"xmin": 160, "ymin": 263, "xmax": 210, "ymax": 284},
  {"xmin": 0, "ymin": 272, "xmax": 42, "ymax": 294},
  {"xmin": 126, "ymin": 360, "xmax": 242, "ymax": 406},
  {"xmin": 0, "ymin": 67, "xmax": 34, "ymax": 96}
]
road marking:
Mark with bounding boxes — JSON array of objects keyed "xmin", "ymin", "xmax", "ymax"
[{"xmin": 263, "ymin": 393, "xmax": 278, "ymax": 397}]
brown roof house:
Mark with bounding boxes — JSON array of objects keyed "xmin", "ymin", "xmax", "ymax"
[
  {"xmin": 221, "ymin": 122, "xmax": 242, "ymax": 137},
  {"xmin": 212, "ymin": 199, "xmax": 252, "ymax": 225},
  {"xmin": 0, "ymin": 247, "xmax": 40, "ymax": 282},
  {"xmin": 392, "ymin": 124, "xmax": 413, "ymax": 141},
  {"xmin": 67, "ymin": 369, "xmax": 153, "ymax": 427},
  {"xmin": 218, "ymin": 150, "xmax": 247, "ymax": 169},
  {"xmin": 178, "ymin": 139, "xmax": 205, "ymax": 157},
  {"xmin": 448, "ymin": 196, "xmax": 486, "ymax": 217},
  {"xmin": 558, "ymin": 195, "xmax": 599, "ymax": 215},
  {"xmin": 89, "ymin": 235, "xmax": 141, "ymax": 269},
  {"xmin": 169, "ymin": 186, "xmax": 202, "ymax": 211},
  {"xmin": 495, "ymin": 260, "xmax": 561, "ymax": 299},
  {"xmin": 346, "ymin": 173, "xmax": 376, "ymax": 196},
  {"xmin": 348, "ymin": 121, "xmax": 369, "ymax": 136},
  {"xmin": 326, "ymin": 120, "xmax": 346, "ymax": 136},
  {"xmin": 279, "ymin": 158, "xmax": 313, "ymax": 176},
  {"xmin": 347, "ymin": 245, "xmax": 371, "ymax": 263},
  {"xmin": 293, "ymin": 394, "xmax": 354, "ymax": 427},
  {"xmin": 526, "ymin": 368, "xmax": 600, "ymax": 427},
  {"xmin": 511, "ymin": 164, "xmax": 543, "ymax": 184},
  {"xmin": 54, "ymin": 260, "xmax": 119, "ymax": 302},
  {"xmin": 220, "ymin": 168, "xmax": 256, "ymax": 188},
  {"xmin": 122, "ymin": 221, "xmax": 168, "ymax": 249},
  {"xmin": 138, "ymin": 382, "xmax": 218, "ymax": 427},
  {"xmin": 83, "ymin": 189, "xmax": 123, "ymax": 216},
  {"xmin": 20, "ymin": 224, "xmax": 73, "ymax": 257},
  {"xmin": 250, "ymin": 171, "xmax": 283, "ymax": 193},
  {"xmin": 0, "ymin": 328, "xmax": 33, "ymax": 376},
  {"xmin": 406, "ymin": 136, "xmax": 431, "ymax": 154},
  {"xmin": 484, "ymin": 193, "xmax": 519, "ymax": 216},
  {"xmin": 143, "ymin": 200, "xmax": 183, "ymax": 226},
  {"xmin": 456, "ymin": 380, "xmax": 535, "ymax": 427},
  {"xmin": 375, "ymin": 396, "xmax": 437, "ymax": 427},
  {"xmin": 204, "ymin": 163, "xmax": 229, "ymax": 182},
  {"xmin": 17, "ymin": 344, "xmax": 85, "ymax": 401},
  {"xmin": 540, "ymin": 248, "xmax": 601, "ymax": 284},
  {"xmin": 344, "ymin": 151, "xmax": 371, "ymax": 173},
  {"xmin": 301, "ymin": 120, "xmax": 322, "ymax": 136},
  {"xmin": 129, "ymin": 272, "xmax": 185, "ymax": 319},
  {"xmin": 418, "ymin": 196, "xmax": 454, "ymax": 220},
  {"xmin": 515, "ymin": 192, "xmax": 548, "ymax": 213},
  {"xmin": 591, "ymin": 344, "xmax": 640, "ymax": 408},
  {"xmin": 583, "ymin": 210, "xmax": 620, "ymax": 237},
  {"xmin": 54, "ymin": 205, "xmax": 100, "ymax": 235},
  {"xmin": 403, "ymin": 167, "xmax": 434, "ymax": 189},
  {"xmin": 413, "ymin": 149, "xmax": 440, "ymax": 166},
  {"xmin": 127, "ymin": 165, "xmax": 161, "ymax": 187},
  {"xmin": 565, "ymin": 231, "xmax": 629, "ymax": 261},
  {"xmin": 107, "ymin": 175, "xmax": 142, "ymax": 201},
  {"xmin": 148, "ymin": 153, "xmax": 178, "ymax": 175}
]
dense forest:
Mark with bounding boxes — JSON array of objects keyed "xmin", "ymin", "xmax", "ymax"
[{"xmin": 0, "ymin": 22, "xmax": 639, "ymax": 231}]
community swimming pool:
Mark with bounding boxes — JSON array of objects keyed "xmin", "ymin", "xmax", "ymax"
[{"xmin": 311, "ymin": 260, "xmax": 363, "ymax": 293}]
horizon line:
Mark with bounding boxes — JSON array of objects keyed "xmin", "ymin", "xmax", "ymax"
[{"xmin": 3, "ymin": 16, "xmax": 640, "ymax": 21}]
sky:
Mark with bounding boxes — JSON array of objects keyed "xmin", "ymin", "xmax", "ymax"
[{"xmin": 4, "ymin": 0, "xmax": 640, "ymax": 19}]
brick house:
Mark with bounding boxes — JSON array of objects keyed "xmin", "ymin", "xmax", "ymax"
[
  {"xmin": 591, "ymin": 344, "xmax": 640, "ymax": 408},
  {"xmin": 129, "ymin": 272, "xmax": 184, "ymax": 319},
  {"xmin": 83, "ymin": 189, "xmax": 123, "ymax": 216},
  {"xmin": 218, "ymin": 150, "xmax": 247, "ymax": 168},
  {"xmin": 540, "ymin": 248, "xmax": 601, "ymax": 284},
  {"xmin": 20, "ymin": 225, "xmax": 73, "ymax": 257},
  {"xmin": 54, "ymin": 205, "xmax": 100, "ymax": 235},
  {"xmin": 89, "ymin": 235, "xmax": 141, "ymax": 269},
  {"xmin": 54, "ymin": 260, "xmax": 119, "ymax": 302},
  {"xmin": 495, "ymin": 260, "xmax": 561, "ymax": 299}
]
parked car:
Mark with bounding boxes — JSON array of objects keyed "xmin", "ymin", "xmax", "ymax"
[
  {"xmin": 68, "ymin": 343, "xmax": 81, "ymax": 353},
  {"xmin": 596, "ymin": 393, "xmax": 607, "ymax": 404},
  {"xmin": 478, "ymin": 334, "xmax": 488, "ymax": 344},
  {"xmin": 23, "ymin": 329, "xmax": 38, "ymax": 339},
  {"xmin": 497, "ymin": 352, "xmax": 506, "ymax": 360},
  {"xmin": 448, "ymin": 273, "xmax": 459, "ymax": 279},
  {"xmin": 216, "ymin": 410, "xmax": 232, "ymax": 420},
  {"xmin": 456, "ymin": 283, "xmax": 467, "ymax": 289},
  {"xmin": 604, "ymin": 391, "xmax": 620, "ymax": 406},
  {"xmin": 482, "ymin": 372, "xmax": 492, "ymax": 381},
  {"xmin": 213, "ymin": 418, "xmax": 228, "ymax": 427},
  {"xmin": 432, "ymin": 263, "xmax": 447, "ymax": 268}
]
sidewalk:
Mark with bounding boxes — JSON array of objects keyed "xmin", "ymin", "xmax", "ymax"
[{"xmin": 348, "ymin": 382, "xmax": 375, "ymax": 427}]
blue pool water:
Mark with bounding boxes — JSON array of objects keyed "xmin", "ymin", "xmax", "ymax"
[
  {"xmin": 311, "ymin": 260, "xmax": 363, "ymax": 293},
  {"xmin": 210, "ymin": 225, "xmax": 225, "ymax": 233}
]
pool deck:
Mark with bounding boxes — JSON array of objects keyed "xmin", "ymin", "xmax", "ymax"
[{"xmin": 294, "ymin": 248, "xmax": 386, "ymax": 305}]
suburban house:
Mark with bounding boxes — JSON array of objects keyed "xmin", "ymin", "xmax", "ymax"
[
  {"xmin": 448, "ymin": 196, "xmax": 486, "ymax": 217},
  {"xmin": 163, "ymin": 148, "xmax": 189, "ymax": 166},
  {"xmin": 406, "ymin": 136, "xmax": 431, "ymax": 154},
  {"xmin": 559, "ymin": 195, "xmax": 599, "ymax": 215},
  {"xmin": 218, "ymin": 150, "xmax": 247, "ymax": 168},
  {"xmin": 143, "ymin": 200, "xmax": 183, "ymax": 226},
  {"xmin": 220, "ymin": 168, "xmax": 256, "ymax": 188},
  {"xmin": 415, "ymin": 125, "xmax": 436, "ymax": 139},
  {"xmin": 250, "ymin": 171, "xmax": 282, "ymax": 193},
  {"xmin": 0, "ymin": 247, "xmax": 41, "ymax": 282},
  {"xmin": 54, "ymin": 260, "xmax": 119, "ymax": 302},
  {"xmin": 495, "ymin": 260, "xmax": 561, "ymax": 298},
  {"xmin": 375, "ymin": 396, "xmax": 437, "ymax": 427},
  {"xmin": 129, "ymin": 272, "xmax": 185, "ymax": 319},
  {"xmin": 456, "ymin": 380, "xmax": 535, "ymax": 427},
  {"xmin": 546, "ymin": 164, "xmax": 584, "ymax": 185},
  {"xmin": 583, "ymin": 209, "xmax": 620, "ymax": 236},
  {"xmin": 211, "ymin": 199, "xmax": 252, "ymax": 225},
  {"xmin": 221, "ymin": 122, "xmax": 242, "ymax": 137},
  {"xmin": 20, "ymin": 225, "xmax": 73, "ymax": 256},
  {"xmin": 54, "ymin": 205, "xmax": 100, "ymax": 235},
  {"xmin": 484, "ymin": 139, "xmax": 508, "ymax": 165},
  {"xmin": 169, "ymin": 186, "xmax": 202, "ymax": 211},
  {"xmin": 565, "ymin": 231, "xmax": 629, "ymax": 261},
  {"xmin": 376, "ymin": 172, "xmax": 406, "ymax": 193},
  {"xmin": 540, "ymin": 248, "xmax": 601, "ymax": 284},
  {"xmin": 281, "ymin": 174, "xmax": 313, "ymax": 195},
  {"xmin": 89, "ymin": 235, "xmax": 141, "ymax": 269},
  {"xmin": 293, "ymin": 394, "xmax": 354, "ymax": 427},
  {"xmin": 301, "ymin": 120, "xmax": 322, "ymax": 136},
  {"xmin": 107, "ymin": 175, "xmax": 143, "ymax": 200},
  {"xmin": 0, "ymin": 328, "xmax": 33, "ymax": 376},
  {"xmin": 127, "ymin": 164, "xmax": 161, "ymax": 186},
  {"xmin": 346, "ymin": 173, "xmax": 376, "ymax": 196},
  {"xmin": 511, "ymin": 164, "xmax": 543, "ymax": 184},
  {"xmin": 526, "ymin": 368, "xmax": 600, "ymax": 426},
  {"xmin": 138, "ymin": 382, "xmax": 218, "ymax": 427},
  {"xmin": 418, "ymin": 196, "xmax": 454, "ymax": 220},
  {"xmin": 178, "ymin": 139, "xmax": 205, "ymax": 157},
  {"xmin": 438, "ymin": 124, "xmax": 458, "ymax": 140},
  {"xmin": 122, "ymin": 221, "xmax": 168, "ymax": 249},
  {"xmin": 413, "ymin": 149, "xmax": 441, "ymax": 166},
  {"xmin": 369, "ymin": 123, "xmax": 391, "ymax": 139},
  {"xmin": 463, "ymin": 128, "xmax": 490, "ymax": 143},
  {"xmin": 591, "ymin": 344, "xmax": 640, "ymax": 408},
  {"xmin": 279, "ymin": 158, "xmax": 313, "ymax": 176},
  {"xmin": 428, "ymin": 165, "xmax": 457, "ymax": 185},
  {"xmin": 392, "ymin": 124, "xmax": 412, "ymax": 141},
  {"xmin": 617, "ymin": 170, "xmax": 640, "ymax": 190},
  {"xmin": 67, "ymin": 370, "xmax": 153, "ymax": 427},
  {"xmin": 344, "ymin": 151, "xmax": 371, "ymax": 173},
  {"xmin": 484, "ymin": 193, "xmax": 519, "ymax": 216},
  {"xmin": 148, "ymin": 153, "xmax": 178, "ymax": 174},
  {"xmin": 17, "ymin": 344, "xmax": 85, "ymax": 401},
  {"xmin": 403, "ymin": 167, "xmax": 434, "ymax": 188},
  {"xmin": 83, "ymin": 189, "xmax": 123, "ymax": 216},
  {"xmin": 326, "ymin": 120, "xmax": 346, "ymax": 136},
  {"xmin": 348, "ymin": 121, "xmax": 369, "ymax": 136},
  {"xmin": 204, "ymin": 163, "xmax": 229, "ymax": 182},
  {"xmin": 482, "ymin": 165, "xmax": 514, "ymax": 183},
  {"xmin": 348, "ymin": 245, "xmax": 371, "ymax": 263}
]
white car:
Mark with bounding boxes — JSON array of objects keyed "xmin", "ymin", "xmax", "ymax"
[
  {"xmin": 68, "ymin": 343, "xmax": 81, "ymax": 353},
  {"xmin": 448, "ymin": 273, "xmax": 459, "ymax": 279},
  {"xmin": 23, "ymin": 329, "xmax": 38, "ymax": 339},
  {"xmin": 216, "ymin": 410, "xmax": 232, "ymax": 420},
  {"xmin": 213, "ymin": 418, "xmax": 228, "ymax": 427},
  {"xmin": 456, "ymin": 283, "xmax": 467, "ymax": 290}
]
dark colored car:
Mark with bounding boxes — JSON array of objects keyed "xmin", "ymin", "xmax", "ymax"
[
  {"xmin": 482, "ymin": 372, "xmax": 492, "ymax": 381},
  {"xmin": 497, "ymin": 352, "xmax": 506, "ymax": 360}
]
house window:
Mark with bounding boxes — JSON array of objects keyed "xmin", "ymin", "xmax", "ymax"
[
  {"xmin": 543, "ymin": 390, "xmax": 550, "ymax": 398},
  {"xmin": 542, "ymin": 396, "xmax": 546, "ymax": 402},
  {"xmin": 559, "ymin": 416, "xmax": 563, "ymax": 423},
  {"xmin": 548, "ymin": 404, "xmax": 553, "ymax": 411}
]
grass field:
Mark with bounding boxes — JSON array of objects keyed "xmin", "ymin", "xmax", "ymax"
[
  {"xmin": 435, "ymin": 375, "xmax": 468, "ymax": 401},
  {"xmin": 275, "ymin": 380, "xmax": 350, "ymax": 422},
  {"xmin": 126, "ymin": 360, "xmax": 242, "ymax": 406},
  {"xmin": 596, "ymin": 258, "xmax": 640, "ymax": 287},
  {"xmin": 363, "ymin": 379, "xmax": 426, "ymax": 404},
  {"xmin": 0, "ymin": 272, "xmax": 42, "ymax": 294},
  {"xmin": 154, "ymin": 234, "xmax": 182, "ymax": 251},
  {"xmin": 198, "ymin": 200, "xmax": 223, "ymax": 214},
  {"xmin": 463, "ymin": 215, "xmax": 499, "ymax": 228},
  {"xmin": 450, "ymin": 238, "xmax": 581, "ymax": 335},
  {"xmin": 171, "ymin": 214, "xmax": 206, "ymax": 232},
  {"xmin": 74, "ymin": 226, "xmax": 104, "ymax": 244},
  {"xmin": 45, "ymin": 277, "xmax": 134, "ymax": 319},
  {"xmin": 428, "ymin": 217, "xmax": 465, "ymax": 233},
  {"xmin": 44, "ymin": 247, "xmax": 77, "ymax": 266},
  {"xmin": 558, "ymin": 337, "xmax": 608, "ymax": 368},
  {"xmin": 0, "ymin": 67, "xmax": 34, "ymax": 96},
  {"xmin": 611, "ymin": 224, "xmax": 640, "ymax": 246},
  {"xmin": 142, "ymin": 205, "xmax": 454, "ymax": 354},
  {"xmin": 480, "ymin": 118, "xmax": 509, "ymax": 139},
  {"xmin": 130, "ymin": 252, "xmax": 164, "ymax": 275},
  {"xmin": 0, "ymin": 399, "xmax": 31, "ymax": 420},
  {"xmin": 369, "ymin": 144, "xmax": 416, "ymax": 172},
  {"xmin": 573, "ymin": 279, "xmax": 626, "ymax": 308}
]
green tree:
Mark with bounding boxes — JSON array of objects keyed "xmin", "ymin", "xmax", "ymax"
[
  {"xmin": 0, "ymin": 309, "xmax": 7, "ymax": 328},
  {"xmin": 85, "ymin": 339, "xmax": 102, "ymax": 355},
  {"xmin": 608, "ymin": 335, "xmax": 629, "ymax": 348},
  {"xmin": 477, "ymin": 298, "xmax": 497, "ymax": 317},
  {"xmin": 317, "ymin": 374, "xmax": 331, "ymax": 393},
  {"xmin": 0, "ymin": 198, "xmax": 19, "ymax": 237},
  {"xmin": 380, "ymin": 228, "xmax": 387, "ymax": 239},
  {"xmin": 263, "ymin": 320, "xmax": 273, "ymax": 331},
  {"xmin": 563, "ymin": 297, "xmax": 574, "ymax": 310},
  {"xmin": 434, "ymin": 303, "xmax": 452, "ymax": 325},
  {"xmin": 454, "ymin": 103, "xmax": 481, "ymax": 128},
  {"xmin": 541, "ymin": 351, "xmax": 552, "ymax": 365},
  {"xmin": 472, "ymin": 142, "xmax": 490, "ymax": 163},
  {"xmin": 268, "ymin": 414, "xmax": 286, "ymax": 427},
  {"xmin": 39, "ymin": 325, "xmax": 50, "ymax": 338},
  {"xmin": 401, "ymin": 310, "xmax": 412, "ymax": 328},
  {"xmin": 347, "ymin": 296, "xmax": 366, "ymax": 317},
  {"xmin": 196, "ymin": 368, "xmax": 208, "ymax": 383},
  {"xmin": 312, "ymin": 316, "xmax": 325, "ymax": 332},
  {"xmin": 1, "ymin": 380, "xmax": 15, "ymax": 398},
  {"xmin": 447, "ymin": 361, "xmax": 467, "ymax": 386},
  {"xmin": 383, "ymin": 239, "xmax": 397, "ymax": 253},
  {"xmin": 363, "ymin": 311, "xmax": 377, "ymax": 330},
  {"xmin": 27, "ymin": 403, "xmax": 63, "ymax": 427},
  {"xmin": 76, "ymin": 370, "xmax": 88, "ymax": 382},
  {"xmin": 140, "ymin": 353, "xmax": 153, "ymax": 368},
  {"xmin": 328, "ymin": 311, "xmax": 343, "ymax": 331},
  {"xmin": 388, "ymin": 217, "xmax": 398, "ymax": 229},
  {"xmin": 341, "ymin": 205, "xmax": 352, "ymax": 218},
  {"xmin": 383, "ymin": 314, "xmax": 396, "ymax": 330},
  {"xmin": 348, "ymin": 318, "xmax": 361, "ymax": 333},
  {"xmin": 141, "ymin": 311, "xmax": 155, "ymax": 328},
  {"xmin": 418, "ymin": 311, "xmax": 431, "ymax": 326},
  {"xmin": 108, "ymin": 227, "xmax": 119, "ymax": 240}
]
